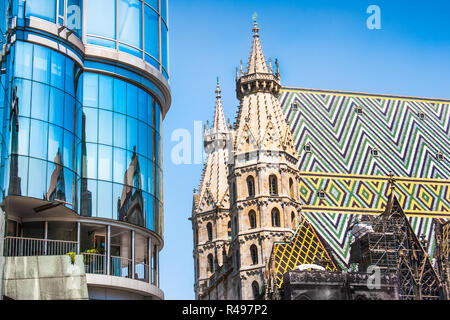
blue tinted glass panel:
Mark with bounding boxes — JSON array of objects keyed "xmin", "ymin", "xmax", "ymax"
[
  {"xmin": 87, "ymin": 179, "xmax": 98, "ymax": 217},
  {"xmin": 139, "ymin": 157, "xmax": 147, "ymax": 192},
  {"xmin": 17, "ymin": 117, "xmax": 30, "ymax": 156},
  {"xmin": 15, "ymin": 42, "xmax": 33, "ymax": 80},
  {"xmin": 144, "ymin": 5, "xmax": 159, "ymax": 60},
  {"xmin": 26, "ymin": 0, "xmax": 56, "ymax": 22},
  {"xmin": 146, "ymin": 194, "xmax": 154, "ymax": 230},
  {"xmin": 86, "ymin": 36, "xmax": 116, "ymax": 49},
  {"xmin": 145, "ymin": 0, "xmax": 158, "ymax": 10},
  {"xmin": 67, "ymin": 0, "xmax": 82, "ymax": 37},
  {"xmin": 127, "ymin": 117, "xmax": 138, "ymax": 152},
  {"xmin": 33, "ymin": 45, "xmax": 50, "ymax": 84},
  {"xmin": 86, "ymin": 143, "xmax": 97, "ymax": 179},
  {"xmin": 161, "ymin": 0, "xmax": 167, "ymax": 22},
  {"xmin": 113, "ymin": 147, "xmax": 126, "ymax": 184},
  {"xmin": 65, "ymin": 58, "xmax": 75, "ymax": 97},
  {"xmin": 127, "ymin": 83, "xmax": 138, "ymax": 118},
  {"xmin": 31, "ymin": 82, "xmax": 49, "ymax": 122},
  {"xmin": 16, "ymin": 79, "xmax": 32, "ymax": 117},
  {"xmin": 161, "ymin": 23, "xmax": 168, "ymax": 73},
  {"xmin": 51, "ymin": 50, "xmax": 65, "ymax": 90},
  {"xmin": 83, "ymin": 107, "xmax": 98, "ymax": 143},
  {"xmin": 64, "ymin": 168, "xmax": 74, "ymax": 207},
  {"xmin": 113, "ymin": 79, "xmax": 126, "ymax": 114},
  {"xmin": 98, "ymin": 145, "xmax": 112, "ymax": 181},
  {"xmin": 98, "ymin": 181, "xmax": 112, "ymax": 218},
  {"xmin": 154, "ymin": 102, "xmax": 161, "ymax": 133},
  {"xmin": 144, "ymin": 54, "xmax": 159, "ymax": 70},
  {"xmin": 138, "ymin": 89, "xmax": 148, "ymax": 123},
  {"xmin": 86, "ymin": 0, "xmax": 116, "ymax": 39},
  {"xmin": 48, "ymin": 124, "xmax": 63, "ymax": 162},
  {"xmin": 99, "ymin": 75, "xmax": 113, "ymax": 110},
  {"xmin": 64, "ymin": 94, "xmax": 75, "ymax": 132},
  {"xmin": 113, "ymin": 113, "xmax": 126, "ymax": 149},
  {"xmin": 118, "ymin": 0, "xmax": 142, "ymax": 49},
  {"xmin": 112, "ymin": 183, "xmax": 122, "ymax": 220},
  {"xmin": 49, "ymin": 87, "xmax": 64, "ymax": 127},
  {"xmin": 147, "ymin": 124, "xmax": 154, "ymax": 161},
  {"xmin": 83, "ymin": 73, "xmax": 98, "ymax": 107},
  {"xmin": 138, "ymin": 122, "xmax": 148, "ymax": 158},
  {"xmin": 28, "ymin": 158, "xmax": 47, "ymax": 199},
  {"xmin": 99, "ymin": 110, "xmax": 113, "ymax": 145},
  {"xmin": 29, "ymin": 119, "xmax": 48, "ymax": 159},
  {"xmin": 63, "ymin": 130, "xmax": 74, "ymax": 169},
  {"xmin": 119, "ymin": 43, "xmax": 142, "ymax": 58}
]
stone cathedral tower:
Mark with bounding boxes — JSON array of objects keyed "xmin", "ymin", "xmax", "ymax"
[
  {"xmin": 228, "ymin": 20, "xmax": 302, "ymax": 300},
  {"xmin": 192, "ymin": 81, "xmax": 232, "ymax": 299},
  {"xmin": 192, "ymin": 20, "xmax": 304, "ymax": 300}
]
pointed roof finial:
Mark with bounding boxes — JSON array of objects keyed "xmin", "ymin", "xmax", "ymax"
[
  {"xmin": 215, "ymin": 77, "xmax": 221, "ymax": 99},
  {"xmin": 252, "ymin": 12, "xmax": 259, "ymax": 37}
]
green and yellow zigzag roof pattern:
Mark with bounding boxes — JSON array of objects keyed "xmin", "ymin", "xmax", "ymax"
[{"xmin": 280, "ymin": 87, "xmax": 450, "ymax": 268}]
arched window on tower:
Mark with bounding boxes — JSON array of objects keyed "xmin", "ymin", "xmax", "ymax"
[
  {"xmin": 289, "ymin": 178, "xmax": 294, "ymax": 198},
  {"xmin": 227, "ymin": 221, "xmax": 232, "ymax": 238},
  {"xmin": 291, "ymin": 212, "xmax": 296, "ymax": 229},
  {"xmin": 207, "ymin": 223, "xmax": 213, "ymax": 242},
  {"xmin": 247, "ymin": 176, "xmax": 255, "ymax": 198},
  {"xmin": 249, "ymin": 210, "xmax": 257, "ymax": 229},
  {"xmin": 271, "ymin": 208, "xmax": 281, "ymax": 227},
  {"xmin": 232, "ymin": 182, "xmax": 237, "ymax": 203},
  {"xmin": 194, "ymin": 227, "xmax": 198, "ymax": 244},
  {"xmin": 269, "ymin": 175, "xmax": 278, "ymax": 195},
  {"xmin": 252, "ymin": 281, "xmax": 260, "ymax": 300},
  {"xmin": 207, "ymin": 254, "xmax": 214, "ymax": 273},
  {"xmin": 250, "ymin": 245, "xmax": 258, "ymax": 265}
]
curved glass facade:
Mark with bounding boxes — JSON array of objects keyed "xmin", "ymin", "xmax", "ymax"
[
  {"xmin": 81, "ymin": 72, "xmax": 163, "ymax": 233},
  {"xmin": 86, "ymin": 0, "xmax": 169, "ymax": 79},
  {"xmin": 22, "ymin": 0, "xmax": 83, "ymax": 38},
  {"xmin": 0, "ymin": 1, "xmax": 167, "ymax": 237},
  {"xmin": 1, "ymin": 40, "xmax": 82, "ymax": 210}
]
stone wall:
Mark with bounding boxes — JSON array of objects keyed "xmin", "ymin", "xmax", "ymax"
[
  {"xmin": 281, "ymin": 270, "xmax": 399, "ymax": 300},
  {"xmin": 3, "ymin": 255, "xmax": 89, "ymax": 300}
]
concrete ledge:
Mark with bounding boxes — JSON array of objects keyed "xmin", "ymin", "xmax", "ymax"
[
  {"xmin": 3, "ymin": 255, "xmax": 88, "ymax": 300},
  {"xmin": 86, "ymin": 274, "xmax": 164, "ymax": 300}
]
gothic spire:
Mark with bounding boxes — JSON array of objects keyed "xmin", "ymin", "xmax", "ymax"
[
  {"xmin": 233, "ymin": 19, "xmax": 298, "ymax": 162},
  {"xmin": 246, "ymin": 19, "xmax": 268, "ymax": 75},
  {"xmin": 194, "ymin": 79, "xmax": 231, "ymax": 213},
  {"xmin": 212, "ymin": 78, "xmax": 227, "ymax": 134}
]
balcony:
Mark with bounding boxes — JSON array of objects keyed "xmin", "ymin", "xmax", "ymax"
[{"xmin": 3, "ymin": 236, "xmax": 152, "ymax": 284}]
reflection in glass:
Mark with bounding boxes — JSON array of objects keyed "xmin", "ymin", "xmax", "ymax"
[
  {"xmin": 26, "ymin": 0, "xmax": 56, "ymax": 23},
  {"xmin": 118, "ymin": 149, "xmax": 144, "ymax": 227},
  {"xmin": 46, "ymin": 149, "xmax": 66, "ymax": 202},
  {"xmin": 86, "ymin": 0, "xmax": 116, "ymax": 39},
  {"xmin": 31, "ymin": 82, "xmax": 49, "ymax": 122},
  {"xmin": 33, "ymin": 45, "xmax": 51, "ymax": 84},
  {"xmin": 118, "ymin": 0, "xmax": 142, "ymax": 50}
]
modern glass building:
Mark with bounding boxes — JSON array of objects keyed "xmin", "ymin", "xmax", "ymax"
[{"xmin": 0, "ymin": 0, "xmax": 170, "ymax": 300}]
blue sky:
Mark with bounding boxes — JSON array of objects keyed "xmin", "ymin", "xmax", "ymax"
[{"xmin": 161, "ymin": 0, "xmax": 450, "ymax": 300}]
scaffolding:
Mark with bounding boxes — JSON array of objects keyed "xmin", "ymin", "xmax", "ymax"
[{"xmin": 352, "ymin": 195, "xmax": 445, "ymax": 300}]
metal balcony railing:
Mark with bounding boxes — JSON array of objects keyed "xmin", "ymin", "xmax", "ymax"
[
  {"xmin": 82, "ymin": 253, "xmax": 107, "ymax": 275},
  {"xmin": 110, "ymin": 255, "xmax": 132, "ymax": 279},
  {"xmin": 3, "ymin": 236, "xmax": 77, "ymax": 257},
  {"xmin": 3, "ymin": 237, "xmax": 153, "ymax": 284},
  {"xmin": 135, "ymin": 262, "xmax": 149, "ymax": 282}
]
